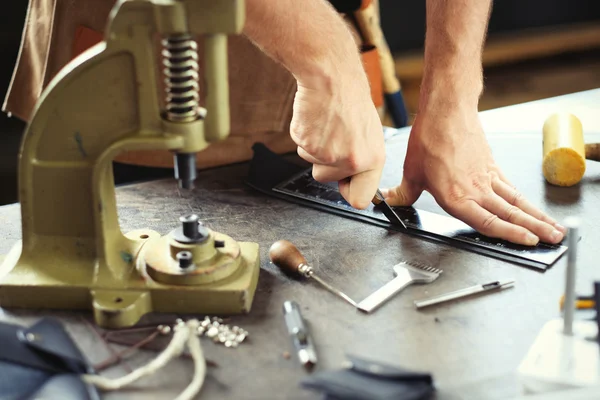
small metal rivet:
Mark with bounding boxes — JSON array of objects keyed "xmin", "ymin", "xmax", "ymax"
[
  {"xmin": 235, "ymin": 333, "xmax": 247, "ymax": 343},
  {"xmin": 206, "ymin": 327, "xmax": 219, "ymax": 338},
  {"xmin": 158, "ymin": 325, "xmax": 171, "ymax": 335}
]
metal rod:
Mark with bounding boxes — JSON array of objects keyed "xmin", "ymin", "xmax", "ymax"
[
  {"xmin": 594, "ymin": 281, "xmax": 600, "ymax": 347},
  {"xmin": 563, "ymin": 217, "xmax": 580, "ymax": 335},
  {"xmin": 413, "ymin": 279, "xmax": 515, "ymax": 309},
  {"xmin": 311, "ymin": 275, "xmax": 358, "ymax": 307}
]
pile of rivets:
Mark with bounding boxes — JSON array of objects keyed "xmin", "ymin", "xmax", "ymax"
[{"xmin": 195, "ymin": 317, "xmax": 248, "ymax": 348}]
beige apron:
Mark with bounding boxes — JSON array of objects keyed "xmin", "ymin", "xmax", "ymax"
[{"xmin": 3, "ymin": 0, "xmax": 377, "ymax": 169}]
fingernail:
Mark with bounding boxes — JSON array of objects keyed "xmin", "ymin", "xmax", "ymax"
[
  {"xmin": 526, "ymin": 232, "xmax": 539, "ymax": 246},
  {"xmin": 554, "ymin": 223, "xmax": 566, "ymax": 233},
  {"xmin": 551, "ymin": 229, "xmax": 564, "ymax": 242}
]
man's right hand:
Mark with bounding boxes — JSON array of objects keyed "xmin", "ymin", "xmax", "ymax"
[
  {"xmin": 242, "ymin": 0, "xmax": 385, "ymax": 210},
  {"xmin": 289, "ymin": 74, "xmax": 386, "ymax": 210}
]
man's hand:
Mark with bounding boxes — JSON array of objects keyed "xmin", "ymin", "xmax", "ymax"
[
  {"xmin": 290, "ymin": 77, "xmax": 385, "ymax": 210},
  {"xmin": 382, "ymin": 107, "xmax": 566, "ymax": 246},
  {"xmin": 242, "ymin": 0, "xmax": 385, "ymax": 209},
  {"xmin": 378, "ymin": 0, "xmax": 565, "ymax": 246}
]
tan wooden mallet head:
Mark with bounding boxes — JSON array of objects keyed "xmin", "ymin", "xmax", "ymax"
[{"xmin": 542, "ymin": 113, "xmax": 600, "ymax": 187}]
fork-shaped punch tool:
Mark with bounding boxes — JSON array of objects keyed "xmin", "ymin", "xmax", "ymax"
[{"xmin": 357, "ymin": 261, "xmax": 443, "ymax": 313}]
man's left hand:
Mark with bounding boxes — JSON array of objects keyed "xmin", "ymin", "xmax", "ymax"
[{"xmin": 381, "ymin": 106, "xmax": 567, "ymax": 246}]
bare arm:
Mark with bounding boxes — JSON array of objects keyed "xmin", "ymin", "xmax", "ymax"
[
  {"xmin": 243, "ymin": 0, "xmax": 366, "ymax": 90},
  {"xmin": 419, "ymin": 0, "xmax": 492, "ymax": 112},
  {"xmin": 241, "ymin": 0, "xmax": 386, "ymax": 210},
  {"xmin": 384, "ymin": 0, "xmax": 566, "ymax": 245}
]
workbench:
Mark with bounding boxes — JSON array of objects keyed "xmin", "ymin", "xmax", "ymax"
[{"xmin": 1, "ymin": 89, "xmax": 599, "ymax": 399}]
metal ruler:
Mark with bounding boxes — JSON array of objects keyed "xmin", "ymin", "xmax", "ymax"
[{"xmin": 272, "ymin": 169, "xmax": 567, "ymax": 270}]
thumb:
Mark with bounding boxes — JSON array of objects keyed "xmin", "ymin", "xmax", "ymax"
[
  {"xmin": 381, "ymin": 178, "xmax": 423, "ymax": 206},
  {"xmin": 338, "ymin": 169, "xmax": 381, "ymax": 210}
]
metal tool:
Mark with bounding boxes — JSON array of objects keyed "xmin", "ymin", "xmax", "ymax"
[
  {"xmin": 0, "ymin": 0, "xmax": 261, "ymax": 329},
  {"xmin": 357, "ymin": 261, "xmax": 442, "ymax": 313},
  {"xmin": 269, "ymin": 240, "xmax": 358, "ymax": 307},
  {"xmin": 563, "ymin": 217, "xmax": 580, "ymax": 335},
  {"xmin": 372, "ymin": 189, "xmax": 406, "ymax": 228},
  {"xmin": 414, "ymin": 279, "xmax": 515, "ymax": 309},
  {"xmin": 268, "ymin": 169, "xmax": 568, "ymax": 270},
  {"xmin": 594, "ymin": 281, "xmax": 600, "ymax": 347},
  {"xmin": 283, "ymin": 300, "xmax": 318, "ymax": 369}
]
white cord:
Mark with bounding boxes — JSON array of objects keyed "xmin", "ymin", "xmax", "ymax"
[
  {"xmin": 175, "ymin": 320, "xmax": 206, "ymax": 400},
  {"xmin": 83, "ymin": 319, "xmax": 206, "ymax": 399}
]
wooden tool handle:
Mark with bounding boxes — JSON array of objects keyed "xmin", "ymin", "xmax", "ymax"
[
  {"xmin": 354, "ymin": 3, "xmax": 401, "ymax": 93},
  {"xmin": 269, "ymin": 240, "xmax": 307, "ymax": 274},
  {"xmin": 585, "ymin": 143, "xmax": 600, "ymax": 162}
]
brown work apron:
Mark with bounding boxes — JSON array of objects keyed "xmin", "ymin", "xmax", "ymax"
[{"xmin": 3, "ymin": 0, "xmax": 381, "ymax": 170}]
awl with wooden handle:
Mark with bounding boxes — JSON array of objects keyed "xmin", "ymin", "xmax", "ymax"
[{"xmin": 269, "ymin": 240, "xmax": 358, "ymax": 307}]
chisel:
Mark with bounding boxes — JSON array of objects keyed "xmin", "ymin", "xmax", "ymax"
[
  {"xmin": 372, "ymin": 189, "xmax": 406, "ymax": 228},
  {"xmin": 327, "ymin": 0, "xmax": 372, "ymax": 13}
]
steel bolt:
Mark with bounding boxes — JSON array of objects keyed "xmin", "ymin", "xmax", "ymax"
[
  {"xmin": 180, "ymin": 214, "xmax": 200, "ymax": 239},
  {"xmin": 176, "ymin": 251, "xmax": 193, "ymax": 269}
]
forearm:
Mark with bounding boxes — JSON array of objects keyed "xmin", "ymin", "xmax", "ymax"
[
  {"xmin": 242, "ymin": 0, "xmax": 366, "ymax": 90},
  {"xmin": 419, "ymin": 0, "xmax": 493, "ymax": 111}
]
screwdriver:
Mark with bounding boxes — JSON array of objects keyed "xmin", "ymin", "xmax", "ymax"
[{"xmin": 269, "ymin": 240, "xmax": 358, "ymax": 307}]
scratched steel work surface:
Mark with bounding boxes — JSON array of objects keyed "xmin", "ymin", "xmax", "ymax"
[{"xmin": 1, "ymin": 90, "xmax": 600, "ymax": 399}]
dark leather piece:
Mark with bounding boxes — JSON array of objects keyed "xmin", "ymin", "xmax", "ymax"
[
  {"xmin": 0, "ymin": 361, "xmax": 50, "ymax": 400},
  {"xmin": 25, "ymin": 373, "xmax": 100, "ymax": 400},
  {"xmin": 0, "ymin": 321, "xmax": 63, "ymax": 374},
  {"xmin": 21, "ymin": 318, "xmax": 91, "ymax": 374},
  {"xmin": 346, "ymin": 354, "xmax": 433, "ymax": 382},
  {"xmin": 0, "ymin": 318, "xmax": 99, "ymax": 400},
  {"xmin": 301, "ymin": 354, "xmax": 435, "ymax": 400},
  {"xmin": 245, "ymin": 143, "xmax": 568, "ymax": 270}
]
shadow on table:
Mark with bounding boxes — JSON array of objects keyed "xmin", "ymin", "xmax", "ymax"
[{"xmin": 544, "ymin": 182, "xmax": 581, "ymax": 205}]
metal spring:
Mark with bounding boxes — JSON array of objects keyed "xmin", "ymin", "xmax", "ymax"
[{"xmin": 162, "ymin": 34, "xmax": 200, "ymax": 122}]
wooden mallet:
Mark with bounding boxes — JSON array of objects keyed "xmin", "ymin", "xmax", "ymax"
[{"xmin": 542, "ymin": 112, "xmax": 600, "ymax": 187}]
